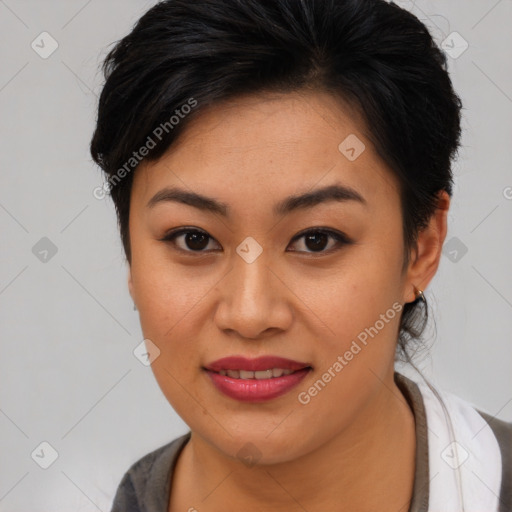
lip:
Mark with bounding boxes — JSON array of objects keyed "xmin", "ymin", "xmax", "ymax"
[
  {"xmin": 203, "ymin": 356, "xmax": 312, "ymax": 402},
  {"xmin": 204, "ymin": 356, "xmax": 311, "ymax": 372}
]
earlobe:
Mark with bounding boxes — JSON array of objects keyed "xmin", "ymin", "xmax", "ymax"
[
  {"xmin": 128, "ymin": 269, "xmax": 138, "ymax": 311},
  {"xmin": 128, "ymin": 268, "xmax": 134, "ymax": 301},
  {"xmin": 404, "ymin": 190, "xmax": 450, "ymax": 303}
]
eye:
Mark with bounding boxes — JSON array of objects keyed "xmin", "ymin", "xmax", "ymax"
[
  {"xmin": 160, "ymin": 227, "xmax": 352, "ymax": 255},
  {"xmin": 287, "ymin": 228, "xmax": 352, "ymax": 254},
  {"xmin": 160, "ymin": 228, "xmax": 221, "ymax": 253}
]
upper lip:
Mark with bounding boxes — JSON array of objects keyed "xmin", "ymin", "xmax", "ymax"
[{"xmin": 204, "ymin": 356, "xmax": 311, "ymax": 372}]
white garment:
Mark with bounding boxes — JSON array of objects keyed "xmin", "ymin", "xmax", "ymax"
[{"xmin": 412, "ymin": 375, "xmax": 503, "ymax": 512}]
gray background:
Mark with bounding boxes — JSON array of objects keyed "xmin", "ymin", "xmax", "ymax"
[{"xmin": 0, "ymin": 0, "xmax": 511, "ymax": 510}]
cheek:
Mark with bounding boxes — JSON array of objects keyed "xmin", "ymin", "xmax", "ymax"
[
  {"xmin": 298, "ymin": 244, "xmax": 404, "ymax": 383},
  {"xmin": 297, "ymin": 243, "xmax": 403, "ymax": 335},
  {"xmin": 130, "ymin": 256, "xmax": 230, "ymax": 396},
  {"xmin": 132, "ymin": 252, "xmax": 215, "ymax": 333},
  {"xmin": 132, "ymin": 262, "xmax": 212, "ymax": 417},
  {"xmin": 290, "ymin": 263, "xmax": 404, "ymax": 436}
]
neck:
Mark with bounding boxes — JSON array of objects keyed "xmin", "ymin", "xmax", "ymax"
[{"xmin": 171, "ymin": 374, "xmax": 416, "ymax": 512}]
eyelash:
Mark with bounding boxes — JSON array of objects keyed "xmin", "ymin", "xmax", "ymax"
[{"xmin": 159, "ymin": 227, "xmax": 352, "ymax": 256}]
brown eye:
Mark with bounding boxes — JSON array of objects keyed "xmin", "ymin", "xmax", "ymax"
[
  {"xmin": 161, "ymin": 228, "xmax": 221, "ymax": 253},
  {"xmin": 288, "ymin": 228, "xmax": 351, "ymax": 254},
  {"xmin": 304, "ymin": 232, "xmax": 329, "ymax": 252}
]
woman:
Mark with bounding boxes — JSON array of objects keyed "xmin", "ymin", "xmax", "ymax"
[{"xmin": 90, "ymin": 0, "xmax": 512, "ymax": 510}]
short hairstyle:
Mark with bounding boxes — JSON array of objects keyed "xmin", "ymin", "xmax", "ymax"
[{"xmin": 90, "ymin": 0, "xmax": 463, "ymax": 361}]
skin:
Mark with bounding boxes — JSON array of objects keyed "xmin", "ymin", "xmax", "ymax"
[{"xmin": 127, "ymin": 90, "xmax": 450, "ymax": 512}]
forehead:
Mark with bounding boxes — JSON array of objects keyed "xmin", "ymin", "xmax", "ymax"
[{"xmin": 131, "ymin": 90, "xmax": 399, "ymax": 214}]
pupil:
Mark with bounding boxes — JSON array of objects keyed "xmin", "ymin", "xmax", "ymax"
[
  {"xmin": 186, "ymin": 232, "xmax": 208, "ymax": 250},
  {"xmin": 306, "ymin": 232, "xmax": 328, "ymax": 251}
]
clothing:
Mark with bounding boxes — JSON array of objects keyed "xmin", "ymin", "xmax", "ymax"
[{"xmin": 110, "ymin": 372, "xmax": 512, "ymax": 511}]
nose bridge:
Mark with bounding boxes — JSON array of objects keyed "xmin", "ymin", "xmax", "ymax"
[
  {"xmin": 232, "ymin": 247, "xmax": 273, "ymax": 307},
  {"xmin": 230, "ymin": 233, "xmax": 271, "ymax": 295},
  {"xmin": 214, "ymin": 244, "xmax": 291, "ymax": 338}
]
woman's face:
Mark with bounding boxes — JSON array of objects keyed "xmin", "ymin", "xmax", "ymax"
[{"xmin": 128, "ymin": 90, "xmax": 420, "ymax": 464}]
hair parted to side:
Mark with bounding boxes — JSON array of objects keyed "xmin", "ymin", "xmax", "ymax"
[{"xmin": 90, "ymin": 0, "xmax": 463, "ymax": 362}]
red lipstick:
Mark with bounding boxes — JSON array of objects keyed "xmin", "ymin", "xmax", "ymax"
[{"xmin": 204, "ymin": 356, "xmax": 312, "ymax": 402}]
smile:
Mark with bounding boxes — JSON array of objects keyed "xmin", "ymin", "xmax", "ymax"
[{"xmin": 216, "ymin": 368, "xmax": 296, "ymax": 379}]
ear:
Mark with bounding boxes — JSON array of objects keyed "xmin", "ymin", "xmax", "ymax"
[
  {"xmin": 403, "ymin": 190, "xmax": 450, "ymax": 303},
  {"xmin": 128, "ymin": 267, "xmax": 135, "ymax": 302}
]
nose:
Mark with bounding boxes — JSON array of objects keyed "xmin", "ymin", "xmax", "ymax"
[{"xmin": 213, "ymin": 249, "xmax": 293, "ymax": 340}]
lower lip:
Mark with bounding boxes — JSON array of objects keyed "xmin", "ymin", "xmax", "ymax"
[{"xmin": 205, "ymin": 368, "xmax": 311, "ymax": 402}]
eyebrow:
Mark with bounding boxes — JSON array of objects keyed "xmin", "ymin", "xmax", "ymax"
[{"xmin": 146, "ymin": 183, "xmax": 366, "ymax": 217}]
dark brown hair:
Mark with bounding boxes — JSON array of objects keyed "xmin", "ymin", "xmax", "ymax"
[{"xmin": 90, "ymin": 0, "xmax": 462, "ymax": 360}]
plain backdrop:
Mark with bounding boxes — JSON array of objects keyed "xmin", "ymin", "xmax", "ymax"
[{"xmin": 0, "ymin": 1, "xmax": 511, "ymax": 510}]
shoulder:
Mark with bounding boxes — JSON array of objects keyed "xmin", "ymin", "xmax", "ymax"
[
  {"xmin": 476, "ymin": 409, "xmax": 512, "ymax": 511},
  {"xmin": 111, "ymin": 432, "xmax": 191, "ymax": 512},
  {"xmin": 397, "ymin": 372, "xmax": 512, "ymax": 511},
  {"xmin": 478, "ymin": 409, "xmax": 512, "ymax": 452}
]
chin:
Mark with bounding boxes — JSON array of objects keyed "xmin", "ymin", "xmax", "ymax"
[{"xmin": 200, "ymin": 426, "xmax": 313, "ymax": 467}]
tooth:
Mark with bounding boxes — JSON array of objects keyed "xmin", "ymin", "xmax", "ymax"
[
  {"xmin": 255, "ymin": 370, "xmax": 273, "ymax": 379},
  {"xmin": 272, "ymin": 368, "xmax": 284, "ymax": 377},
  {"xmin": 221, "ymin": 368, "xmax": 296, "ymax": 379}
]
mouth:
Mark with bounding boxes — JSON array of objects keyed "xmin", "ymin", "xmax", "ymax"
[
  {"xmin": 203, "ymin": 356, "xmax": 313, "ymax": 402},
  {"xmin": 214, "ymin": 368, "xmax": 304, "ymax": 379},
  {"xmin": 204, "ymin": 355, "xmax": 312, "ymax": 373}
]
